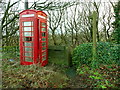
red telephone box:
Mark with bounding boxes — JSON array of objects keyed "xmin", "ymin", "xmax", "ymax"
[{"xmin": 19, "ymin": 9, "xmax": 48, "ymax": 66}]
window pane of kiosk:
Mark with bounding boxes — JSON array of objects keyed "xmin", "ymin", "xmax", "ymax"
[
  {"xmin": 25, "ymin": 47, "xmax": 32, "ymax": 51},
  {"xmin": 42, "ymin": 56, "xmax": 46, "ymax": 61},
  {"xmin": 25, "ymin": 52, "xmax": 32, "ymax": 57},
  {"xmin": 42, "ymin": 42, "xmax": 46, "ymax": 46},
  {"xmin": 23, "ymin": 22, "xmax": 33, "ymax": 26},
  {"xmin": 25, "ymin": 57, "xmax": 33, "ymax": 62},
  {"xmin": 42, "ymin": 23, "xmax": 46, "ymax": 27},
  {"xmin": 24, "ymin": 27, "xmax": 33, "ymax": 31},
  {"xmin": 42, "ymin": 38, "xmax": 46, "ymax": 41},
  {"xmin": 42, "ymin": 52, "xmax": 46, "ymax": 56},
  {"xmin": 24, "ymin": 42, "xmax": 33, "ymax": 46},
  {"xmin": 42, "ymin": 32, "xmax": 46, "ymax": 37},
  {"xmin": 24, "ymin": 37, "xmax": 33, "ymax": 41},
  {"xmin": 24, "ymin": 32, "xmax": 33, "ymax": 36},
  {"xmin": 42, "ymin": 47, "xmax": 46, "ymax": 50},
  {"xmin": 41, "ymin": 28, "xmax": 46, "ymax": 31}
]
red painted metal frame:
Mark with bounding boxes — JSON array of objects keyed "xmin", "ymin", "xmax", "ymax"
[
  {"xmin": 19, "ymin": 9, "xmax": 48, "ymax": 66},
  {"xmin": 39, "ymin": 20, "xmax": 48, "ymax": 66}
]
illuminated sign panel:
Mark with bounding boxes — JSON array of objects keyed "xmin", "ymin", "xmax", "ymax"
[
  {"xmin": 22, "ymin": 14, "xmax": 34, "ymax": 17},
  {"xmin": 38, "ymin": 15, "xmax": 46, "ymax": 19}
]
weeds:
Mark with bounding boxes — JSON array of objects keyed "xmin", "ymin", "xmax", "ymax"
[
  {"xmin": 2, "ymin": 58, "xmax": 69, "ymax": 88},
  {"xmin": 75, "ymin": 64, "xmax": 119, "ymax": 88}
]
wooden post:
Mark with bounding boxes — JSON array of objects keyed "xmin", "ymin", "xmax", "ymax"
[
  {"xmin": 0, "ymin": 25, "xmax": 1, "ymax": 88},
  {"xmin": 0, "ymin": 25, "xmax": 2, "ymax": 47},
  {"xmin": 92, "ymin": 11, "xmax": 97, "ymax": 67}
]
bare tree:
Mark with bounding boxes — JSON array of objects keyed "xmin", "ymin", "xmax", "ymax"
[
  {"xmin": 65, "ymin": 3, "xmax": 83, "ymax": 47},
  {"xmin": 0, "ymin": 0, "xmax": 19, "ymax": 46},
  {"xmin": 46, "ymin": 1, "xmax": 76, "ymax": 45},
  {"xmin": 100, "ymin": 2, "xmax": 114, "ymax": 41},
  {"xmin": 47, "ymin": 9, "xmax": 64, "ymax": 45},
  {"xmin": 59, "ymin": 9, "xmax": 68, "ymax": 45},
  {"xmin": 0, "ymin": 0, "xmax": 7, "ymax": 46},
  {"xmin": 30, "ymin": 0, "xmax": 76, "ymax": 11}
]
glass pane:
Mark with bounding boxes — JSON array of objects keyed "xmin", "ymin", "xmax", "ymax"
[
  {"xmin": 25, "ymin": 57, "xmax": 33, "ymax": 62},
  {"xmin": 25, "ymin": 47, "xmax": 32, "ymax": 52},
  {"xmin": 41, "ymin": 28, "xmax": 46, "ymax": 31},
  {"xmin": 24, "ymin": 27, "xmax": 33, "ymax": 31},
  {"xmin": 42, "ymin": 56, "xmax": 46, "ymax": 61},
  {"xmin": 42, "ymin": 23, "xmax": 46, "ymax": 27},
  {"xmin": 42, "ymin": 43, "xmax": 46, "ymax": 46},
  {"xmin": 42, "ymin": 52, "xmax": 46, "ymax": 56},
  {"xmin": 24, "ymin": 37, "xmax": 33, "ymax": 41},
  {"xmin": 23, "ymin": 22, "xmax": 33, "ymax": 26},
  {"xmin": 42, "ymin": 33, "xmax": 46, "ymax": 37},
  {"xmin": 42, "ymin": 47, "xmax": 46, "ymax": 50},
  {"xmin": 24, "ymin": 42, "xmax": 33, "ymax": 46},
  {"xmin": 24, "ymin": 32, "xmax": 33, "ymax": 36},
  {"xmin": 42, "ymin": 38, "xmax": 46, "ymax": 41},
  {"xmin": 25, "ymin": 53, "xmax": 32, "ymax": 57}
]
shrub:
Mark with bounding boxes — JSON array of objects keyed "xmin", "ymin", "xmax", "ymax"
[
  {"xmin": 2, "ymin": 46, "xmax": 19, "ymax": 53},
  {"xmin": 72, "ymin": 42, "xmax": 119, "ymax": 68},
  {"xmin": 2, "ymin": 46, "xmax": 19, "ymax": 59}
]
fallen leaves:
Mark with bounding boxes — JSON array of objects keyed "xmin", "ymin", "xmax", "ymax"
[{"xmin": 2, "ymin": 59, "xmax": 68, "ymax": 88}]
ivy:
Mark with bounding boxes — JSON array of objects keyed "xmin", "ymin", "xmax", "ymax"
[
  {"xmin": 112, "ymin": 1, "xmax": 120, "ymax": 44},
  {"xmin": 72, "ymin": 42, "xmax": 119, "ymax": 68}
]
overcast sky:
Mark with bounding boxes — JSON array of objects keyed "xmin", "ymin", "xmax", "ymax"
[{"xmin": 3, "ymin": 0, "xmax": 118, "ymax": 11}]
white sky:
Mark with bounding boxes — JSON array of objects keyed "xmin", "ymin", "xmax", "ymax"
[{"xmin": 3, "ymin": 0, "xmax": 118, "ymax": 12}]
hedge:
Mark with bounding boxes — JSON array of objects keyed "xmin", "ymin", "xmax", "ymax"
[{"xmin": 72, "ymin": 42, "xmax": 120, "ymax": 68}]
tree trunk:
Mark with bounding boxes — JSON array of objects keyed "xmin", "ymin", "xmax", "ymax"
[{"xmin": 52, "ymin": 30, "xmax": 57, "ymax": 45}]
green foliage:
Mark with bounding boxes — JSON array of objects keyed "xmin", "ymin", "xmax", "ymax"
[
  {"xmin": 112, "ymin": 1, "xmax": 120, "ymax": 62},
  {"xmin": 89, "ymin": 75, "xmax": 102, "ymax": 80},
  {"xmin": 72, "ymin": 42, "xmax": 119, "ymax": 68},
  {"xmin": 2, "ymin": 45, "xmax": 119, "ymax": 88},
  {"xmin": 2, "ymin": 46, "xmax": 19, "ymax": 59},
  {"xmin": 2, "ymin": 46, "xmax": 19, "ymax": 54},
  {"xmin": 112, "ymin": 1, "xmax": 120, "ymax": 44},
  {"xmin": 72, "ymin": 43, "xmax": 92, "ymax": 67},
  {"xmin": 76, "ymin": 65, "xmax": 119, "ymax": 88}
]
